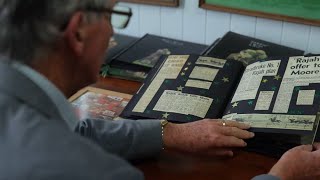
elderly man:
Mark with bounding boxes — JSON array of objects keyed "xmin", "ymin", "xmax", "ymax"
[{"xmin": 0, "ymin": 0, "xmax": 319, "ymax": 179}]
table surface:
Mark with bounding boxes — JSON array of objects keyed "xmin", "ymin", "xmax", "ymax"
[{"xmin": 94, "ymin": 76, "xmax": 278, "ymax": 180}]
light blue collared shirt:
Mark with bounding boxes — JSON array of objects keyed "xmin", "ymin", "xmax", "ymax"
[{"xmin": 11, "ymin": 62, "xmax": 79, "ymax": 129}]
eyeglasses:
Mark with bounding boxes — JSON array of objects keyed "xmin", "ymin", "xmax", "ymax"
[{"xmin": 85, "ymin": 5, "xmax": 132, "ymax": 29}]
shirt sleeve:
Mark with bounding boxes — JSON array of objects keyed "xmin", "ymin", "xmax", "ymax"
[
  {"xmin": 251, "ymin": 174, "xmax": 281, "ymax": 180},
  {"xmin": 74, "ymin": 118, "xmax": 163, "ymax": 160}
]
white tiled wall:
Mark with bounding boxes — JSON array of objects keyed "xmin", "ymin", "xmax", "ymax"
[{"xmin": 116, "ymin": 0, "xmax": 320, "ymax": 54}]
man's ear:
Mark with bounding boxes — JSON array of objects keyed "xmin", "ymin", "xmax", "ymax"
[{"xmin": 63, "ymin": 12, "xmax": 85, "ymax": 57}]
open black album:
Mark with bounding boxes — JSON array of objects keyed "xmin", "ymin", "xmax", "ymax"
[
  {"xmin": 121, "ymin": 55, "xmax": 243, "ymax": 121},
  {"xmin": 121, "ymin": 54, "xmax": 320, "ymax": 156}
]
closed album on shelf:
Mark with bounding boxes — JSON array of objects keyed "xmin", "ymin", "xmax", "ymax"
[
  {"xmin": 105, "ymin": 33, "xmax": 208, "ymax": 81},
  {"xmin": 203, "ymin": 31, "xmax": 305, "ymax": 66}
]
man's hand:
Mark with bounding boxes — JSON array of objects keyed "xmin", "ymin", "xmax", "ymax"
[
  {"xmin": 268, "ymin": 143, "xmax": 320, "ymax": 180},
  {"xmin": 163, "ymin": 119, "xmax": 254, "ymax": 156}
]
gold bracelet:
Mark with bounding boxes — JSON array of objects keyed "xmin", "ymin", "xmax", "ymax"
[{"xmin": 160, "ymin": 119, "xmax": 169, "ymax": 150}]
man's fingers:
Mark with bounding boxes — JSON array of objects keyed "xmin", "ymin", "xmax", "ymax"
[
  {"xmin": 292, "ymin": 144, "xmax": 313, "ymax": 152},
  {"xmin": 207, "ymin": 149, "xmax": 234, "ymax": 157},
  {"xmin": 214, "ymin": 136, "xmax": 247, "ymax": 147},
  {"xmin": 313, "ymin": 143, "xmax": 320, "ymax": 150},
  {"xmin": 221, "ymin": 127, "xmax": 254, "ymax": 139},
  {"xmin": 224, "ymin": 120, "xmax": 251, "ymax": 129}
]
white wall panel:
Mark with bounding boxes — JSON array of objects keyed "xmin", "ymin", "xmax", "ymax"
[
  {"xmin": 255, "ymin": 18, "xmax": 283, "ymax": 44},
  {"xmin": 307, "ymin": 26, "xmax": 320, "ymax": 54},
  {"xmin": 281, "ymin": 22, "xmax": 310, "ymax": 51},
  {"xmin": 116, "ymin": 1, "xmax": 320, "ymax": 53},
  {"xmin": 160, "ymin": 4, "xmax": 183, "ymax": 40},
  {"xmin": 205, "ymin": 11, "xmax": 231, "ymax": 45},
  {"xmin": 230, "ymin": 14, "xmax": 256, "ymax": 37},
  {"xmin": 182, "ymin": 0, "xmax": 206, "ymax": 44},
  {"xmin": 139, "ymin": 4, "xmax": 161, "ymax": 36}
]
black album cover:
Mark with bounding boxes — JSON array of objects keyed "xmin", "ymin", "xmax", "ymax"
[
  {"xmin": 109, "ymin": 34, "xmax": 208, "ymax": 73},
  {"xmin": 204, "ymin": 31, "xmax": 304, "ymax": 66},
  {"xmin": 121, "ymin": 54, "xmax": 243, "ymax": 122}
]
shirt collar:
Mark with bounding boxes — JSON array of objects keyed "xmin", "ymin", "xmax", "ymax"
[{"xmin": 11, "ymin": 62, "xmax": 79, "ymax": 130}]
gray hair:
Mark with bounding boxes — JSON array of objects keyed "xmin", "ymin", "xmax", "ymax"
[{"xmin": 0, "ymin": 0, "xmax": 109, "ymax": 64}]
